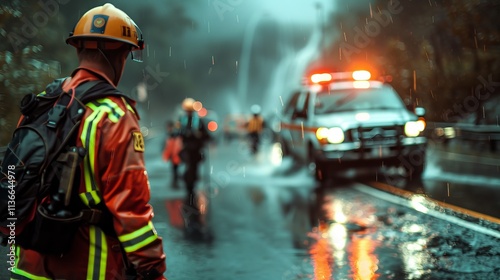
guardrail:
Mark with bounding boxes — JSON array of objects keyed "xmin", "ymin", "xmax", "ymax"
[{"xmin": 426, "ymin": 122, "xmax": 500, "ymax": 153}]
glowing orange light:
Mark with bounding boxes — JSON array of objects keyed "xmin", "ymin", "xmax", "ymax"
[
  {"xmin": 417, "ymin": 117, "xmax": 426, "ymax": 131},
  {"xmin": 198, "ymin": 107, "xmax": 208, "ymax": 117},
  {"xmin": 193, "ymin": 101, "xmax": 203, "ymax": 112},
  {"xmin": 208, "ymin": 121, "xmax": 218, "ymax": 132},
  {"xmin": 311, "ymin": 73, "xmax": 332, "ymax": 84},
  {"xmin": 352, "ymin": 70, "xmax": 371, "ymax": 81}
]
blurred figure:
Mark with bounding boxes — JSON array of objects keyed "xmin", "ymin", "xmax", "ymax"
[
  {"xmin": 178, "ymin": 98, "xmax": 211, "ymax": 206},
  {"xmin": 246, "ymin": 104, "xmax": 265, "ymax": 155},
  {"xmin": 162, "ymin": 120, "xmax": 182, "ymax": 188}
]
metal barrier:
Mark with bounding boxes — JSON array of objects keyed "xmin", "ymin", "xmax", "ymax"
[{"xmin": 426, "ymin": 122, "xmax": 500, "ymax": 153}]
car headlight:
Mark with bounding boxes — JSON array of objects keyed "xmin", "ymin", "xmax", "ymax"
[
  {"xmin": 417, "ymin": 117, "xmax": 426, "ymax": 132},
  {"xmin": 316, "ymin": 127, "xmax": 345, "ymax": 144},
  {"xmin": 404, "ymin": 121, "xmax": 421, "ymax": 137}
]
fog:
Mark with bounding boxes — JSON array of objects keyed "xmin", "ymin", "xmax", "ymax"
[{"xmin": 105, "ymin": 0, "xmax": 369, "ymax": 126}]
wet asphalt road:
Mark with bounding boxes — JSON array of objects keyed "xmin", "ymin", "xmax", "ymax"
[
  {"xmin": 1, "ymin": 136, "xmax": 499, "ymax": 279},
  {"xmin": 146, "ymin": 137, "xmax": 500, "ymax": 279}
]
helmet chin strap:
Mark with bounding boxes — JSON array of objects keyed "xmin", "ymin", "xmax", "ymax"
[{"xmin": 97, "ymin": 47, "xmax": 121, "ymax": 86}]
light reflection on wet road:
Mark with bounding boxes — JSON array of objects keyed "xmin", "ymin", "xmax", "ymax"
[
  {"xmin": 1, "ymin": 138, "xmax": 499, "ymax": 279},
  {"xmin": 143, "ymin": 138, "xmax": 500, "ymax": 279}
]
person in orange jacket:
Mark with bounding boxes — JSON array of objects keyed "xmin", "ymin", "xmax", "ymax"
[
  {"xmin": 9, "ymin": 4, "xmax": 167, "ymax": 280},
  {"xmin": 162, "ymin": 120, "xmax": 182, "ymax": 188}
]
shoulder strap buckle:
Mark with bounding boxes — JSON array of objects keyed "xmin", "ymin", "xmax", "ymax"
[{"xmin": 47, "ymin": 104, "xmax": 67, "ymax": 128}]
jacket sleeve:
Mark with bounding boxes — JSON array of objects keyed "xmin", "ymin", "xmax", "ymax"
[{"xmin": 96, "ymin": 100, "xmax": 166, "ymax": 279}]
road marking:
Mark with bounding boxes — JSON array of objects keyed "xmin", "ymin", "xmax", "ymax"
[{"xmin": 354, "ymin": 183, "xmax": 500, "ymax": 239}]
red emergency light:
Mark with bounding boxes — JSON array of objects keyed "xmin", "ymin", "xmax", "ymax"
[{"xmin": 310, "ymin": 70, "xmax": 372, "ymax": 85}]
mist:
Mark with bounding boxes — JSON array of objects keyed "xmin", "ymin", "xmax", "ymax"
[{"xmin": 129, "ymin": 0, "xmax": 363, "ymax": 126}]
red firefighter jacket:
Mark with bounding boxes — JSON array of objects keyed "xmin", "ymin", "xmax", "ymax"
[{"xmin": 10, "ymin": 68, "xmax": 167, "ymax": 280}]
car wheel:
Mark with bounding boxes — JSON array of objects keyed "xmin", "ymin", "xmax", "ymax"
[
  {"xmin": 308, "ymin": 145, "xmax": 329, "ymax": 182},
  {"xmin": 402, "ymin": 151, "xmax": 426, "ymax": 180}
]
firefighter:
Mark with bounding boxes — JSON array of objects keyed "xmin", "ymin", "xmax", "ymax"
[
  {"xmin": 246, "ymin": 104, "xmax": 265, "ymax": 155},
  {"xmin": 10, "ymin": 4, "xmax": 167, "ymax": 279},
  {"xmin": 162, "ymin": 120, "xmax": 182, "ymax": 188},
  {"xmin": 178, "ymin": 98, "xmax": 210, "ymax": 206}
]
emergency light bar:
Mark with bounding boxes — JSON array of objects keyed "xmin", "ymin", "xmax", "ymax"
[{"xmin": 309, "ymin": 70, "xmax": 372, "ymax": 84}]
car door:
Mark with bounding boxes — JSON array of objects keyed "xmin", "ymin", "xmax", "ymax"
[
  {"xmin": 280, "ymin": 91, "xmax": 301, "ymax": 155},
  {"xmin": 289, "ymin": 91, "xmax": 310, "ymax": 159}
]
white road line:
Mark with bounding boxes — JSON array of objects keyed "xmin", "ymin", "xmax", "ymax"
[{"xmin": 354, "ymin": 184, "xmax": 500, "ymax": 239}]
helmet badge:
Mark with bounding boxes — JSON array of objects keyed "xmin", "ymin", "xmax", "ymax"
[{"xmin": 91, "ymin": 15, "xmax": 109, "ymax": 34}]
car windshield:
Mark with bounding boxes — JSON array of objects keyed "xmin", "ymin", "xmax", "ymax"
[{"xmin": 314, "ymin": 87, "xmax": 405, "ymax": 114}]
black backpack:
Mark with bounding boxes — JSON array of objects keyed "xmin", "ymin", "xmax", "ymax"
[{"xmin": 0, "ymin": 78, "xmax": 129, "ymax": 255}]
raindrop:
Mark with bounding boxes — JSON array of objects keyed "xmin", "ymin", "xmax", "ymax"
[
  {"xmin": 279, "ymin": 96, "xmax": 284, "ymax": 107},
  {"xmin": 413, "ymin": 70, "xmax": 417, "ymax": 91},
  {"xmin": 369, "ymin": 3, "xmax": 373, "ymax": 18},
  {"xmin": 184, "ymin": 60, "xmax": 187, "ymax": 69},
  {"xmin": 212, "ymin": 56, "xmax": 215, "ymax": 65},
  {"xmin": 169, "ymin": 47, "xmax": 172, "ymax": 57},
  {"xmin": 208, "ymin": 67, "xmax": 213, "ymax": 75},
  {"xmin": 301, "ymin": 121, "xmax": 304, "ymax": 139},
  {"xmin": 430, "ymin": 90, "xmax": 434, "ymax": 98},
  {"xmin": 447, "ymin": 183, "xmax": 450, "ymax": 197},
  {"xmin": 235, "ymin": 60, "xmax": 238, "ymax": 70},
  {"xmin": 343, "ymin": 32, "xmax": 347, "ymax": 42},
  {"xmin": 428, "ymin": 0, "xmax": 432, "ymax": 6}
]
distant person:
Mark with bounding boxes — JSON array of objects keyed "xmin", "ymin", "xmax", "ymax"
[
  {"xmin": 178, "ymin": 98, "xmax": 211, "ymax": 206},
  {"xmin": 246, "ymin": 104, "xmax": 265, "ymax": 155},
  {"xmin": 162, "ymin": 120, "xmax": 182, "ymax": 188}
]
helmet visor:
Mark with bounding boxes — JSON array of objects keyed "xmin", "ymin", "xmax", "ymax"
[
  {"xmin": 130, "ymin": 20, "xmax": 145, "ymax": 62},
  {"xmin": 131, "ymin": 49, "xmax": 143, "ymax": 62}
]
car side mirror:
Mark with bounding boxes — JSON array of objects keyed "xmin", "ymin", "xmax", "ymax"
[{"xmin": 414, "ymin": 107, "xmax": 426, "ymax": 117}]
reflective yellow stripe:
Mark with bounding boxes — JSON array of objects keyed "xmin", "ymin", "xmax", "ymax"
[
  {"xmin": 119, "ymin": 221, "xmax": 158, "ymax": 252},
  {"xmin": 80, "ymin": 109, "xmax": 106, "ymax": 206},
  {"xmin": 88, "ymin": 98, "xmax": 125, "ymax": 123},
  {"xmin": 10, "ymin": 270, "xmax": 51, "ymax": 280},
  {"xmin": 87, "ymin": 226, "xmax": 108, "ymax": 280},
  {"xmin": 122, "ymin": 97, "xmax": 135, "ymax": 114},
  {"xmin": 37, "ymin": 91, "xmax": 46, "ymax": 96},
  {"xmin": 10, "ymin": 247, "xmax": 51, "ymax": 280},
  {"xmin": 79, "ymin": 190, "xmax": 101, "ymax": 207}
]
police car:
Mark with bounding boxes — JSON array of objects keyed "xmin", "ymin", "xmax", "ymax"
[{"xmin": 278, "ymin": 70, "xmax": 427, "ymax": 181}]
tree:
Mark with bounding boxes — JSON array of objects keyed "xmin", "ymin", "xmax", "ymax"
[{"xmin": 316, "ymin": 0, "xmax": 500, "ymax": 122}]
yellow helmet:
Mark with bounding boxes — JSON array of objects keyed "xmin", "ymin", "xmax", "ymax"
[
  {"xmin": 66, "ymin": 3, "xmax": 144, "ymax": 59},
  {"xmin": 182, "ymin": 98, "xmax": 196, "ymax": 112}
]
